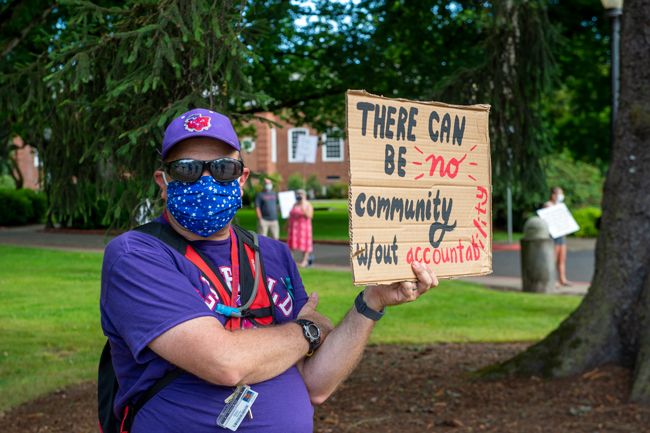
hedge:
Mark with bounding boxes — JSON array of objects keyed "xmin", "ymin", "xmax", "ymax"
[
  {"xmin": 573, "ymin": 206, "xmax": 601, "ymax": 238},
  {"xmin": 0, "ymin": 188, "xmax": 47, "ymax": 226}
]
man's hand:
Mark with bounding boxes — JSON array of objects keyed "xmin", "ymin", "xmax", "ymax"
[
  {"xmin": 363, "ymin": 261, "xmax": 439, "ymax": 311},
  {"xmin": 297, "ymin": 293, "xmax": 334, "ymax": 340}
]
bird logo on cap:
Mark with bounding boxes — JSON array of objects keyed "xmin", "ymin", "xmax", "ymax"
[{"xmin": 184, "ymin": 113, "xmax": 212, "ymax": 132}]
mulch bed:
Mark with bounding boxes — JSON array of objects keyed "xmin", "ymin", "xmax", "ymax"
[{"xmin": 2, "ymin": 343, "xmax": 648, "ymax": 433}]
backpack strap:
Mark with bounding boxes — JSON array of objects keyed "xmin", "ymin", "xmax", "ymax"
[
  {"xmin": 98, "ymin": 341, "xmax": 120, "ymax": 433},
  {"xmin": 98, "ymin": 340, "xmax": 183, "ymax": 433},
  {"xmin": 232, "ymin": 225, "xmax": 260, "ymax": 310},
  {"xmin": 132, "ymin": 368, "xmax": 184, "ymax": 414},
  {"xmin": 232, "ymin": 224, "xmax": 276, "ymax": 325},
  {"xmin": 134, "ymin": 221, "xmax": 187, "ymax": 256},
  {"xmin": 119, "ymin": 367, "xmax": 184, "ymax": 433},
  {"xmin": 134, "ymin": 222, "xmax": 233, "ymax": 299},
  {"xmin": 134, "ymin": 222, "xmax": 275, "ymax": 325}
]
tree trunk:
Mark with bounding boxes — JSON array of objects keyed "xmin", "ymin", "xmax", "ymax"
[{"xmin": 485, "ymin": 0, "xmax": 650, "ymax": 402}]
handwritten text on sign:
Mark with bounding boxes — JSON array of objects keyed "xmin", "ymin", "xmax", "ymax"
[{"xmin": 346, "ymin": 90, "xmax": 493, "ymax": 285}]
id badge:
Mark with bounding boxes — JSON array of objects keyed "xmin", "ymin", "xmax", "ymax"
[{"xmin": 216, "ymin": 385, "xmax": 258, "ymax": 431}]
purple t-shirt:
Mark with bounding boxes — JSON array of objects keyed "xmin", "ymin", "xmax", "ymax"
[{"xmin": 100, "ymin": 221, "xmax": 312, "ymax": 433}]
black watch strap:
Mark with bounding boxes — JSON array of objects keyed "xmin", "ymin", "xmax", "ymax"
[
  {"xmin": 354, "ymin": 291, "xmax": 384, "ymax": 321},
  {"xmin": 296, "ymin": 319, "xmax": 321, "ymax": 356}
]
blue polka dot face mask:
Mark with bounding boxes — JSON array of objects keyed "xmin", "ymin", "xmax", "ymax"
[{"xmin": 164, "ymin": 174, "xmax": 242, "ymax": 237}]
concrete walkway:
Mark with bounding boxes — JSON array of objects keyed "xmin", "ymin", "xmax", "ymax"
[{"xmin": 0, "ymin": 225, "xmax": 593, "ymax": 295}]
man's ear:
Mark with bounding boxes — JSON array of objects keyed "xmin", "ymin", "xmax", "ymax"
[
  {"xmin": 154, "ymin": 170, "xmax": 167, "ymax": 201},
  {"xmin": 238, "ymin": 167, "xmax": 251, "ymax": 191}
]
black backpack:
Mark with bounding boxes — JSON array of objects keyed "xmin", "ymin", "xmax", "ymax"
[
  {"xmin": 98, "ymin": 342, "xmax": 182, "ymax": 433},
  {"xmin": 98, "ymin": 222, "xmax": 273, "ymax": 433}
]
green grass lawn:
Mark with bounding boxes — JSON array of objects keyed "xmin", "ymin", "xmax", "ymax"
[
  {"xmin": 493, "ymin": 230, "xmax": 523, "ymax": 243},
  {"xmin": 302, "ymin": 269, "xmax": 580, "ymax": 344},
  {"xmin": 235, "ymin": 199, "xmax": 349, "ymax": 241},
  {"xmin": 236, "ymin": 200, "xmax": 524, "ymax": 244},
  {"xmin": 0, "ymin": 245, "xmax": 104, "ymax": 413},
  {"xmin": 0, "ymin": 244, "xmax": 581, "ymax": 412}
]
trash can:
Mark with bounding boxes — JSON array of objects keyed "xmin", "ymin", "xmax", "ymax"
[{"xmin": 520, "ymin": 216, "xmax": 556, "ymax": 293}]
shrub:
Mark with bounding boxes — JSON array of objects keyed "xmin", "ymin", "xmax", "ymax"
[
  {"xmin": 0, "ymin": 175, "xmax": 15, "ymax": 189},
  {"xmin": 573, "ymin": 206, "xmax": 601, "ymax": 238},
  {"xmin": 544, "ymin": 151, "xmax": 604, "ymax": 209},
  {"xmin": 0, "ymin": 189, "xmax": 33, "ymax": 225},
  {"xmin": 242, "ymin": 172, "xmax": 282, "ymax": 207},
  {"xmin": 287, "ymin": 173, "xmax": 305, "ymax": 191},
  {"xmin": 326, "ymin": 182, "xmax": 348, "ymax": 199},
  {"xmin": 242, "ymin": 178, "xmax": 257, "ymax": 207},
  {"xmin": 21, "ymin": 189, "xmax": 47, "ymax": 223},
  {"xmin": 306, "ymin": 175, "xmax": 321, "ymax": 197}
]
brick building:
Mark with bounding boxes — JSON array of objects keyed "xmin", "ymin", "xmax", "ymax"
[
  {"xmin": 10, "ymin": 114, "xmax": 350, "ymax": 193},
  {"xmin": 240, "ymin": 113, "xmax": 349, "ymax": 193},
  {"xmin": 12, "ymin": 136, "xmax": 40, "ymax": 190}
]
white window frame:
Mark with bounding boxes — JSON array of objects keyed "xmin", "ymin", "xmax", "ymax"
[
  {"xmin": 321, "ymin": 131, "xmax": 345, "ymax": 162},
  {"xmin": 271, "ymin": 127, "xmax": 277, "ymax": 163},
  {"xmin": 288, "ymin": 127, "xmax": 309, "ymax": 163}
]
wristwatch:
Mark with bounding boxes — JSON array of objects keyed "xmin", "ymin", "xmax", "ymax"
[
  {"xmin": 354, "ymin": 290, "xmax": 385, "ymax": 321},
  {"xmin": 296, "ymin": 319, "xmax": 321, "ymax": 356}
]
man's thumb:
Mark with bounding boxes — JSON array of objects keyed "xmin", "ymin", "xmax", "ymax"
[{"xmin": 304, "ymin": 292, "xmax": 319, "ymax": 310}]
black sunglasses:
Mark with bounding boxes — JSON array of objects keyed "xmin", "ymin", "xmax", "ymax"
[{"xmin": 163, "ymin": 158, "xmax": 244, "ymax": 183}]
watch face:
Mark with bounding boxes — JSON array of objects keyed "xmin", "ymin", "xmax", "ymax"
[{"xmin": 305, "ymin": 323, "xmax": 321, "ymax": 341}]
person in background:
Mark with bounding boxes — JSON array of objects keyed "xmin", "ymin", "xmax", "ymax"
[
  {"xmin": 255, "ymin": 178, "xmax": 279, "ymax": 240},
  {"xmin": 287, "ymin": 189, "xmax": 313, "ymax": 268},
  {"xmin": 544, "ymin": 186, "xmax": 571, "ymax": 287}
]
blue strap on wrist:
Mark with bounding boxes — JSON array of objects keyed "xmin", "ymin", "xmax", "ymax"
[{"xmin": 354, "ymin": 291, "xmax": 384, "ymax": 321}]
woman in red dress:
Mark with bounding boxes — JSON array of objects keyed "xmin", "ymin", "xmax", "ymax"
[{"xmin": 287, "ymin": 189, "xmax": 314, "ymax": 267}]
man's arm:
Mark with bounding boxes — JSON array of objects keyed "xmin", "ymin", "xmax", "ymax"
[
  {"xmin": 149, "ymin": 294, "xmax": 330, "ymax": 387},
  {"xmin": 296, "ymin": 261, "xmax": 438, "ymax": 404},
  {"xmin": 255, "ymin": 194, "xmax": 263, "ymax": 220}
]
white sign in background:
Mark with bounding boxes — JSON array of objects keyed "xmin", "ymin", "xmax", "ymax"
[
  {"xmin": 278, "ymin": 190, "xmax": 297, "ymax": 219},
  {"xmin": 295, "ymin": 135, "xmax": 318, "ymax": 163},
  {"xmin": 536, "ymin": 203, "xmax": 580, "ymax": 239}
]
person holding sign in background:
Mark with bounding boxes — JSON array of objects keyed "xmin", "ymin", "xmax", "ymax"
[
  {"xmin": 287, "ymin": 189, "xmax": 314, "ymax": 267},
  {"xmin": 544, "ymin": 186, "xmax": 571, "ymax": 287},
  {"xmin": 99, "ymin": 108, "xmax": 440, "ymax": 433}
]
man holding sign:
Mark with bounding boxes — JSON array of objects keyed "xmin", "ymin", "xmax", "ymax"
[{"xmin": 100, "ymin": 107, "xmax": 438, "ymax": 433}]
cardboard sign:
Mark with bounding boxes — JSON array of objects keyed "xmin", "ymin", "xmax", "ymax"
[
  {"xmin": 295, "ymin": 135, "xmax": 318, "ymax": 163},
  {"xmin": 346, "ymin": 90, "xmax": 492, "ymax": 285},
  {"xmin": 278, "ymin": 190, "xmax": 297, "ymax": 219},
  {"xmin": 536, "ymin": 203, "xmax": 580, "ymax": 239}
]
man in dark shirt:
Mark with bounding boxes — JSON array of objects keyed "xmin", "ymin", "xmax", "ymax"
[{"xmin": 255, "ymin": 178, "xmax": 279, "ymax": 239}]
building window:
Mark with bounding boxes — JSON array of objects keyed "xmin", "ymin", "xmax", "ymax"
[
  {"xmin": 288, "ymin": 128, "xmax": 309, "ymax": 162},
  {"xmin": 241, "ymin": 136, "xmax": 256, "ymax": 153},
  {"xmin": 271, "ymin": 127, "xmax": 277, "ymax": 163},
  {"xmin": 321, "ymin": 131, "xmax": 344, "ymax": 162}
]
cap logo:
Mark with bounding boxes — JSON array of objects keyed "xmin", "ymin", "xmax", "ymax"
[{"xmin": 184, "ymin": 114, "xmax": 212, "ymax": 132}]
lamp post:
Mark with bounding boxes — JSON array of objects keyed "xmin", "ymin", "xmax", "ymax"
[
  {"xmin": 601, "ymin": 0, "xmax": 623, "ymax": 132},
  {"xmin": 42, "ymin": 127, "xmax": 53, "ymax": 228}
]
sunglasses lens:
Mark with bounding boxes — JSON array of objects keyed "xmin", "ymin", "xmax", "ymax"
[
  {"xmin": 209, "ymin": 159, "xmax": 243, "ymax": 182},
  {"xmin": 166, "ymin": 160, "xmax": 203, "ymax": 183}
]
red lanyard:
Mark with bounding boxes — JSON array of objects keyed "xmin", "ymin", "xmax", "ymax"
[
  {"xmin": 153, "ymin": 214, "xmax": 267, "ymax": 330},
  {"xmin": 163, "ymin": 211, "xmax": 241, "ymax": 307}
]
